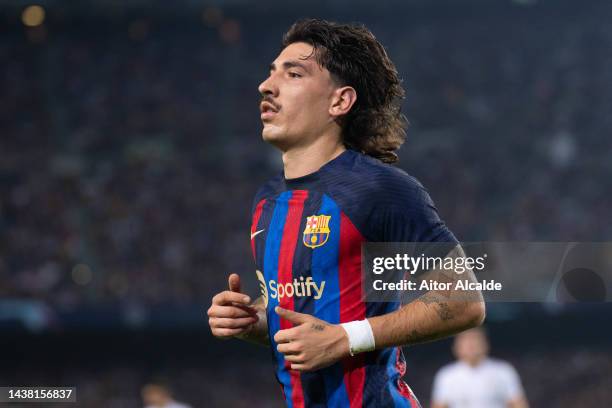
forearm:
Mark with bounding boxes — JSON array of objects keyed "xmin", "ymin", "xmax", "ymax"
[
  {"xmin": 368, "ymin": 246, "xmax": 486, "ymax": 348},
  {"xmin": 237, "ymin": 296, "xmax": 270, "ymax": 346},
  {"xmin": 369, "ymin": 291, "xmax": 485, "ymax": 349}
]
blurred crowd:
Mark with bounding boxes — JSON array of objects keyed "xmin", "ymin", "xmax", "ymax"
[
  {"xmin": 1, "ymin": 345, "xmax": 610, "ymax": 407},
  {"xmin": 1, "ymin": 3, "xmax": 611, "ymax": 310}
]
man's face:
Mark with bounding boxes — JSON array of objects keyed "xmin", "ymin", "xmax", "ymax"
[
  {"xmin": 258, "ymin": 42, "xmax": 338, "ymax": 150},
  {"xmin": 453, "ymin": 329, "xmax": 489, "ymax": 365}
]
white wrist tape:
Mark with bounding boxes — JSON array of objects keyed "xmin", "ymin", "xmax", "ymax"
[{"xmin": 340, "ymin": 319, "xmax": 375, "ymax": 356}]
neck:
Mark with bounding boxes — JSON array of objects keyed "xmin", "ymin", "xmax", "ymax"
[
  {"xmin": 282, "ymin": 137, "xmax": 346, "ymax": 179},
  {"xmin": 464, "ymin": 356, "xmax": 486, "ymax": 367}
]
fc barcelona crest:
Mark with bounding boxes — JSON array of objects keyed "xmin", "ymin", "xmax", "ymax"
[{"xmin": 303, "ymin": 214, "xmax": 331, "ymax": 248}]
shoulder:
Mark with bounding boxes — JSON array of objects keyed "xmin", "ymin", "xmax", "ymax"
[
  {"xmin": 327, "ymin": 150, "xmax": 439, "ymax": 217},
  {"xmin": 320, "ymin": 151, "xmax": 428, "ymax": 238},
  {"xmin": 324, "ymin": 150, "xmax": 424, "ymax": 200},
  {"xmin": 323, "ymin": 150, "xmax": 456, "ymax": 242},
  {"xmin": 485, "ymin": 358, "xmax": 516, "ymax": 375},
  {"xmin": 434, "ymin": 361, "xmax": 463, "ymax": 383}
]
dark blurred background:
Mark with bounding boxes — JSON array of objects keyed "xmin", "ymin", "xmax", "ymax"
[{"xmin": 1, "ymin": 0, "xmax": 612, "ymax": 406}]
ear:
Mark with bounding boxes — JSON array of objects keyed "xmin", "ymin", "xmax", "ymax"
[{"xmin": 329, "ymin": 86, "xmax": 357, "ymax": 118}]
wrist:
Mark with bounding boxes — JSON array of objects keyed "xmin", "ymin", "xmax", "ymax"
[
  {"xmin": 236, "ymin": 321, "xmax": 270, "ymax": 346},
  {"xmin": 333, "ymin": 324, "xmax": 351, "ymax": 359},
  {"xmin": 340, "ymin": 319, "xmax": 376, "ymax": 356},
  {"xmin": 235, "ymin": 321, "xmax": 255, "ymax": 340}
]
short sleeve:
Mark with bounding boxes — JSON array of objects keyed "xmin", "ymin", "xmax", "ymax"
[
  {"xmin": 499, "ymin": 363, "xmax": 525, "ymax": 401},
  {"xmin": 382, "ymin": 185, "xmax": 457, "ymax": 243}
]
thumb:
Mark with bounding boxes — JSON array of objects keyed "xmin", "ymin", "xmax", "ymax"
[
  {"xmin": 275, "ymin": 306, "xmax": 310, "ymax": 325},
  {"xmin": 228, "ymin": 273, "xmax": 242, "ymax": 293}
]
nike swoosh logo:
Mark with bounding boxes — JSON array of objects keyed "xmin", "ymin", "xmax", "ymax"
[{"xmin": 250, "ymin": 229, "xmax": 265, "ymax": 240}]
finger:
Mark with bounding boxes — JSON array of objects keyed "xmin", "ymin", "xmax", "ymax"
[
  {"xmin": 209, "ymin": 316, "xmax": 258, "ymax": 329},
  {"xmin": 213, "ymin": 291, "xmax": 251, "ymax": 305},
  {"xmin": 233, "ymin": 303, "xmax": 258, "ymax": 316},
  {"xmin": 212, "ymin": 327, "xmax": 245, "ymax": 338},
  {"xmin": 290, "ymin": 363, "xmax": 309, "ymax": 372},
  {"xmin": 275, "ymin": 306, "xmax": 310, "ymax": 325},
  {"xmin": 208, "ymin": 305, "xmax": 257, "ymax": 319},
  {"xmin": 274, "ymin": 327, "xmax": 299, "ymax": 344},
  {"xmin": 276, "ymin": 342, "xmax": 300, "ymax": 355},
  {"xmin": 228, "ymin": 273, "xmax": 241, "ymax": 293},
  {"xmin": 283, "ymin": 353, "xmax": 305, "ymax": 363}
]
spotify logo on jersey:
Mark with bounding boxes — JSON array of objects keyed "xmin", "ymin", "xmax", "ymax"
[{"xmin": 256, "ymin": 270, "xmax": 325, "ymax": 307}]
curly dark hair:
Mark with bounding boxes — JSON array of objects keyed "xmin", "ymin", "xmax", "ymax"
[{"xmin": 282, "ymin": 19, "xmax": 407, "ymax": 163}]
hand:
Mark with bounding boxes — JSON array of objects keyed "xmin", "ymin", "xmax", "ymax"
[
  {"xmin": 274, "ymin": 306, "xmax": 350, "ymax": 372},
  {"xmin": 208, "ymin": 274, "xmax": 259, "ymax": 339}
]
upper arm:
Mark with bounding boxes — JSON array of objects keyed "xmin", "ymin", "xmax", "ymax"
[
  {"xmin": 376, "ymin": 174, "xmax": 485, "ymax": 324},
  {"xmin": 376, "ymin": 178, "xmax": 457, "ymax": 244},
  {"xmin": 502, "ymin": 364, "xmax": 528, "ymax": 408},
  {"xmin": 423, "ymin": 245, "xmax": 484, "ymax": 299},
  {"xmin": 417, "ymin": 244, "xmax": 486, "ymax": 328}
]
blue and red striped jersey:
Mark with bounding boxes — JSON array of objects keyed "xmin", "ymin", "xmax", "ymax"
[{"xmin": 250, "ymin": 149, "xmax": 457, "ymax": 408}]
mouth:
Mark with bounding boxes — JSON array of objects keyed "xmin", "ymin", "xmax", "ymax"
[{"xmin": 260, "ymin": 101, "xmax": 280, "ymax": 121}]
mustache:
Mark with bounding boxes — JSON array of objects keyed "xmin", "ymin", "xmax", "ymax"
[{"xmin": 260, "ymin": 96, "xmax": 281, "ymax": 111}]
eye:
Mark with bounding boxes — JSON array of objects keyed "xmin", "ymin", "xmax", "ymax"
[{"xmin": 288, "ymin": 72, "xmax": 302, "ymax": 78}]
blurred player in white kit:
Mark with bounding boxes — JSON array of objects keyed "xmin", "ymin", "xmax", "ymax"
[
  {"xmin": 141, "ymin": 383, "xmax": 192, "ymax": 408},
  {"xmin": 431, "ymin": 327, "xmax": 528, "ymax": 408}
]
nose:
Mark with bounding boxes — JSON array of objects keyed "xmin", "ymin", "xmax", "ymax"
[{"xmin": 258, "ymin": 73, "xmax": 278, "ymax": 98}]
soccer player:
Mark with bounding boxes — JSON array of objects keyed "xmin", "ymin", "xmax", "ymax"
[
  {"xmin": 431, "ymin": 327, "xmax": 528, "ymax": 408},
  {"xmin": 207, "ymin": 19, "xmax": 486, "ymax": 407}
]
